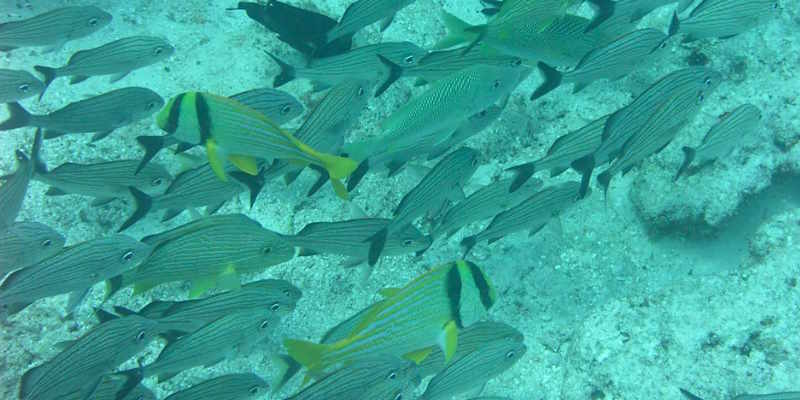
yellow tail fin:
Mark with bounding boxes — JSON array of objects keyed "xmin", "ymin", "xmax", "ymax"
[{"xmin": 284, "ymin": 339, "xmax": 329, "ymax": 371}]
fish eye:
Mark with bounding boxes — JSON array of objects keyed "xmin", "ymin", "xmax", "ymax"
[
  {"xmin": 697, "ymin": 93, "xmax": 705, "ymax": 102},
  {"xmin": 511, "ymin": 58, "xmax": 522, "ymax": 66},
  {"xmin": 270, "ymin": 302, "xmax": 280, "ymax": 312},
  {"xmin": 282, "ymin": 289, "xmax": 292, "ymax": 296},
  {"xmin": 357, "ymin": 87, "xmax": 365, "ymax": 96},
  {"xmin": 18, "ymin": 83, "xmax": 30, "ymax": 93},
  {"xmin": 122, "ymin": 250, "xmax": 135, "ymax": 262},
  {"xmin": 394, "ymin": 394, "xmax": 403, "ymax": 400},
  {"xmin": 88, "ymin": 17, "xmax": 99, "ymax": 26},
  {"xmin": 262, "ymin": 246, "xmax": 272, "ymax": 255},
  {"xmin": 136, "ymin": 330, "xmax": 147, "ymax": 342},
  {"xmin": 249, "ymin": 386, "xmax": 261, "ymax": 395},
  {"xmin": 471, "ymin": 158, "xmax": 479, "ymax": 166},
  {"xmin": 151, "ymin": 177, "xmax": 163, "ymax": 186},
  {"xmin": 154, "ymin": 46, "xmax": 164, "ymax": 55},
  {"xmin": 772, "ymin": 2, "xmax": 778, "ymax": 9},
  {"xmin": 387, "ymin": 371, "xmax": 397, "ymax": 380},
  {"xmin": 492, "ymin": 80, "xmax": 501, "ymax": 89},
  {"xmin": 41, "ymin": 239, "xmax": 52, "ymax": 247},
  {"xmin": 703, "ymin": 77, "xmax": 712, "ymax": 86},
  {"xmin": 659, "ymin": 41, "xmax": 667, "ymax": 49},
  {"xmin": 259, "ymin": 319, "xmax": 270, "ymax": 329},
  {"xmin": 403, "ymin": 55, "xmax": 415, "ymax": 64},
  {"xmin": 478, "ymin": 110, "xmax": 488, "ymax": 117},
  {"xmin": 506, "ymin": 350, "xmax": 515, "ymax": 358},
  {"xmin": 403, "ymin": 239, "xmax": 413, "ymax": 246},
  {"xmin": 280, "ymin": 104, "xmax": 292, "ymax": 114}
]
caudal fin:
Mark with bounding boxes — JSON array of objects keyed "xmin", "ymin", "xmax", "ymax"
[
  {"xmin": 433, "ymin": 11, "xmax": 480, "ymax": 50},
  {"xmin": 266, "ymin": 51, "xmax": 296, "ymax": 88},
  {"xmin": 674, "ymin": 146, "xmax": 696, "ymax": 181},
  {"xmin": 30, "ymin": 128, "xmax": 46, "ymax": 175},
  {"xmin": 375, "ymin": 54, "xmax": 403, "ymax": 97},
  {"xmin": 507, "ymin": 162, "xmax": 536, "ymax": 192},
  {"xmin": 118, "ymin": 187, "xmax": 152, "ymax": 232},
  {"xmin": 366, "ymin": 227, "xmax": 388, "ymax": 267},
  {"xmin": 531, "ymin": 62, "xmax": 563, "ymax": 101},
  {"xmin": 668, "ymin": 12, "xmax": 681, "ymax": 37},
  {"xmin": 347, "ymin": 158, "xmax": 369, "ymax": 192},
  {"xmin": 135, "ymin": 135, "xmax": 166, "ymax": 174},
  {"xmin": 33, "ymin": 66, "xmax": 57, "ymax": 99},
  {"xmin": 0, "ymin": 102, "xmax": 32, "ymax": 131},
  {"xmin": 460, "ymin": 235, "xmax": 477, "ymax": 257},
  {"xmin": 584, "ymin": 0, "xmax": 615, "ymax": 33},
  {"xmin": 230, "ymin": 168, "xmax": 265, "ymax": 208}
]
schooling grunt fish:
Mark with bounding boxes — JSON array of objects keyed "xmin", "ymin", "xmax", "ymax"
[
  {"xmin": 325, "ymin": 0, "xmax": 417, "ymax": 44},
  {"xmin": 406, "ymin": 42, "xmax": 522, "ymax": 87},
  {"xmin": 109, "ymin": 214, "xmax": 294, "ymax": 298},
  {"xmin": 229, "ymin": 1, "xmax": 352, "ymax": 59},
  {"xmin": 0, "ymin": 6, "xmax": 112, "ymax": 52},
  {"xmin": 229, "ymin": 87, "xmax": 304, "ymax": 125},
  {"xmin": 366, "ymin": 147, "xmax": 480, "ymax": 266},
  {"xmin": 163, "ymin": 373, "xmax": 268, "ymax": 400},
  {"xmin": 285, "ymin": 355, "xmax": 419, "ymax": 400},
  {"xmin": 676, "ymin": 103, "xmax": 762, "ymax": 180},
  {"xmin": 284, "ymin": 260, "xmax": 496, "ymax": 378},
  {"xmin": 0, "ymin": 235, "xmax": 152, "ymax": 317},
  {"xmin": 0, "ymin": 87, "xmax": 164, "ymax": 142},
  {"xmin": 425, "ymin": 103, "xmax": 507, "ymax": 161},
  {"xmin": 461, "ymin": 181, "xmax": 582, "ymax": 256},
  {"xmin": 0, "ymin": 69, "xmax": 44, "ymax": 103},
  {"xmin": 34, "ymin": 36, "xmax": 174, "ymax": 97},
  {"xmin": 669, "ymin": 0, "xmax": 780, "ymax": 43},
  {"xmin": 0, "ymin": 222, "xmax": 65, "ymax": 275},
  {"xmin": 154, "ymin": 92, "xmax": 357, "ymax": 199},
  {"xmin": 587, "ymin": 0, "xmax": 695, "ymax": 34},
  {"xmin": 0, "ymin": 138, "xmax": 36, "ymax": 230},
  {"xmin": 531, "ymin": 28, "xmax": 669, "ymax": 100},
  {"xmin": 58, "ymin": 372, "xmax": 156, "ymax": 400}
]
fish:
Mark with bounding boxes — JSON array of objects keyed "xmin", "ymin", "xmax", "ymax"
[
  {"xmin": 284, "ymin": 260, "xmax": 496, "ymax": 378},
  {"xmin": 419, "ymin": 335, "xmax": 526, "ymax": 400},
  {"xmin": 0, "ymin": 235, "xmax": 152, "ymax": 317},
  {"xmin": 461, "ymin": 181, "xmax": 582, "ymax": 256},
  {"xmin": 426, "ymin": 103, "xmax": 506, "ymax": 161},
  {"xmin": 59, "ymin": 372, "xmax": 155, "ymax": 400},
  {"xmin": 113, "ymin": 278, "xmax": 301, "ymax": 334},
  {"xmin": 0, "ymin": 6, "xmax": 112, "ymax": 52},
  {"xmin": 0, "ymin": 69, "xmax": 44, "ymax": 102},
  {"xmin": 366, "ymin": 147, "xmax": 480, "ymax": 266},
  {"xmin": 141, "ymin": 310, "xmax": 282, "ymax": 382},
  {"xmin": 433, "ymin": 177, "xmax": 542, "ymax": 239},
  {"xmin": 506, "ymin": 114, "xmax": 609, "ymax": 192},
  {"xmin": 229, "ymin": 87, "xmax": 304, "ymax": 125},
  {"xmin": 268, "ymin": 41, "xmax": 427, "ymax": 95},
  {"xmin": 669, "ymin": 0, "xmax": 779, "ymax": 43},
  {"xmin": 163, "ymin": 373, "xmax": 269, "ymax": 400},
  {"xmin": 325, "ymin": 0, "xmax": 417, "ymax": 43},
  {"xmin": 597, "ymin": 68, "xmax": 722, "ymax": 193},
  {"xmin": 0, "ymin": 135, "xmax": 36, "ymax": 230},
  {"xmin": 285, "ymin": 355, "xmax": 419, "ymax": 400},
  {"xmin": 676, "ymin": 103, "xmax": 762, "ymax": 180},
  {"xmin": 34, "ymin": 36, "xmax": 174, "ymax": 96},
  {"xmin": 109, "ymin": 214, "xmax": 294, "ymax": 298},
  {"xmin": 588, "ymin": 0, "xmax": 695, "ymax": 34},
  {"xmin": 18, "ymin": 311, "xmax": 160, "ymax": 400},
  {"xmin": 282, "ymin": 218, "xmax": 432, "ymax": 265},
  {"xmin": 229, "ymin": 1, "xmax": 352, "ymax": 59},
  {"xmin": 119, "ymin": 163, "xmax": 264, "ymax": 231},
  {"xmin": 406, "ymin": 40, "xmax": 522, "ymax": 86},
  {"xmin": 0, "ymin": 87, "xmax": 164, "ymax": 142},
  {"xmin": 153, "ymin": 92, "xmax": 357, "ymax": 199},
  {"xmin": 680, "ymin": 389, "xmax": 800, "ymax": 400},
  {"xmin": 531, "ymin": 28, "xmax": 669, "ymax": 100},
  {"xmin": 0, "ymin": 221, "xmax": 65, "ymax": 275},
  {"xmin": 573, "ymin": 67, "xmax": 720, "ymax": 197}
]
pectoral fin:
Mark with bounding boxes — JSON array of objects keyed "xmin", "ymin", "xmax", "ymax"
[
  {"xmin": 206, "ymin": 139, "xmax": 228, "ymax": 181},
  {"xmin": 440, "ymin": 320, "xmax": 459, "ymax": 363},
  {"xmin": 404, "ymin": 347, "xmax": 434, "ymax": 364},
  {"xmin": 227, "ymin": 155, "xmax": 259, "ymax": 176}
]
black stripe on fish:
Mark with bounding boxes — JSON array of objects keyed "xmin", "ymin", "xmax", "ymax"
[
  {"xmin": 465, "ymin": 260, "xmax": 494, "ymax": 310},
  {"xmin": 446, "ymin": 264, "xmax": 463, "ymax": 328},
  {"xmin": 163, "ymin": 93, "xmax": 185, "ymax": 134},
  {"xmin": 194, "ymin": 93, "xmax": 212, "ymax": 144}
]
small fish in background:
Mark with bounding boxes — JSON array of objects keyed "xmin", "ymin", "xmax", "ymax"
[
  {"xmin": 267, "ymin": 41, "xmax": 427, "ymax": 95},
  {"xmin": 283, "ymin": 260, "xmax": 495, "ymax": 378},
  {"xmin": 228, "ymin": 1, "xmax": 352, "ymax": 59},
  {"xmin": 18, "ymin": 311, "xmax": 160, "ymax": 400},
  {"xmin": 0, "ymin": 87, "xmax": 164, "ymax": 142},
  {"xmin": 507, "ymin": 114, "xmax": 609, "ymax": 192},
  {"xmin": 0, "ymin": 234, "xmax": 152, "ymax": 317},
  {"xmin": 34, "ymin": 36, "xmax": 174, "ymax": 97},
  {"xmin": 282, "ymin": 218, "xmax": 432, "ymax": 266},
  {"xmin": 597, "ymin": 68, "xmax": 722, "ymax": 193},
  {"xmin": 284, "ymin": 355, "xmax": 419, "ymax": 400},
  {"xmin": 229, "ymin": 87, "xmax": 304, "ymax": 126},
  {"xmin": 433, "ymin": 177, "xmax": 542, "ymax": 239},
  {"xmin": 109, "ymin": 214, "xmax": 294, "ymax": 298},
  {"xmin": 325, "ymin": 0, "xmax": 418, "ymax": 44},
  {"xmin": 163, "ymin": 373, "xmax": 268, "ymax": 400},
  {"xmin": 461, "ymin": 181, "xmax": 583, "ymax": 256},
  {"xmin": 366, "ymin": 147, "xmax": 480, "ymax": 266},
  {"xmin": 669, "ymin": 0, "xmax": 780, "ymax": 43},
  {"xmin": 0, "ymin": 6, "xmax": 112, "ymax": 52},
  {"xmin": 531, "ymin": 28, "xmax": 670, "ymax": 100},
  {"xmin": 0, "ymin": 69, "xmax": 44, "ymax": 103},
  {"xmin": 0, "ymin": 137, "xmax": 36, "ymax": 230},
  {"xmin": 140, "ymin": 310, "xmax": 282, "ymax": 382},
  {"xmin": 676, "ymin": 103, "xmax": 762, "ymax": 180},
  {"xmin": 153, "ymin": 92, "xmax": 357, "ymax": 199},
  {"xmin": 113, "ymin": 279, "xmax": 301, "ymax": 334},
  {"xmin": 0, "ymin": 221, "xmax": 65, "ymax": 275}
]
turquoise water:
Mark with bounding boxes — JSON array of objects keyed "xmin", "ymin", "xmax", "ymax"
[{"xmin": 1, "ymin": 1, "xmax": 798, "ymax": 399}]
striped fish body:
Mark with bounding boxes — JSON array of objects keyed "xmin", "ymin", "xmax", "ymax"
[
  {"xmin": 286, "ymin": 218, "xmax": 431, "ymax": 260},
  {"xmin": 420, "ymin": 336, "xmax": 526, "ymax": 400},
  {"xmin": 418, "ymin": 321, "xmax": 523, "ymax": 378},
  {"xmin": 150, "ymin": 163, "xmax": 247, "ymax": 220},
  {"xmin": 286, "ymin": 355, "xmax": 418, "ymax": 400},
  {"xmin": 143, "ymin": 310, "xmax": 279, "ymax": 382},
  {"xmin": 488, "ymin": 0, "xmax": 574, "ymax": 34},
  {"xmin": 0, "ymin": 6, "xmax": 111, "ymax": 50},
  {"xmin": 434, "ymin": 177, "xmax": 542, "ymax": 239},
  {"xmin": 35, "ymin": 36, "xmax": 174, "ymax": 88},
  {"xmin": 59, "ymin": 374, "xmax": 156, "ymax": 400},
  {"xmin": 464, "ymin": 181, "xmax": 581, "ymax": 252},
  {"xmin": 284, "ymin": 260, "xmax": 495, "ymax": 376},
  {"xmin": 163, "ymin": 373, "xmax": 268, "ymax": 400},
  {"xmin": 229, "ymin": 87, "xmax": 304, "ymax": 126},
  {"xmin": 677, "ymin": 0, "xmax": 778, "ymax": 42},
  {"xmin": 0, "ymin": 235, "xmax": 151, "ymax": 313},
  {"xmin": 119, "ymin": 214, "xmax": 294, "ymax": 297},
  {"xmin": 406, "ymin": 44, "xmax": 522, "ymax": 86},
  {"xmin": 36, "ymin": 160, "xmax": 172, "ymax": 201},
  {"xmin": 325, "ymin": 0, "xmax": 417, "ymax": 43},
  {"xmin": 19, "ymin": 315, "xmax": 160, "ymax": 400},
  {"xmin": 0, "ymin": 69, "xmax": 43, "ymax": 102},
  {"xmin": 0, "ymin": 149, "xmax": 33, "ymax": 230},
  {"xmin": 0, "ymin": 222, "xmax": 64, "ymax": 274},
  {"xmin": 427, "ymin": 104, "xmax": 506, "ymax": 161}
]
